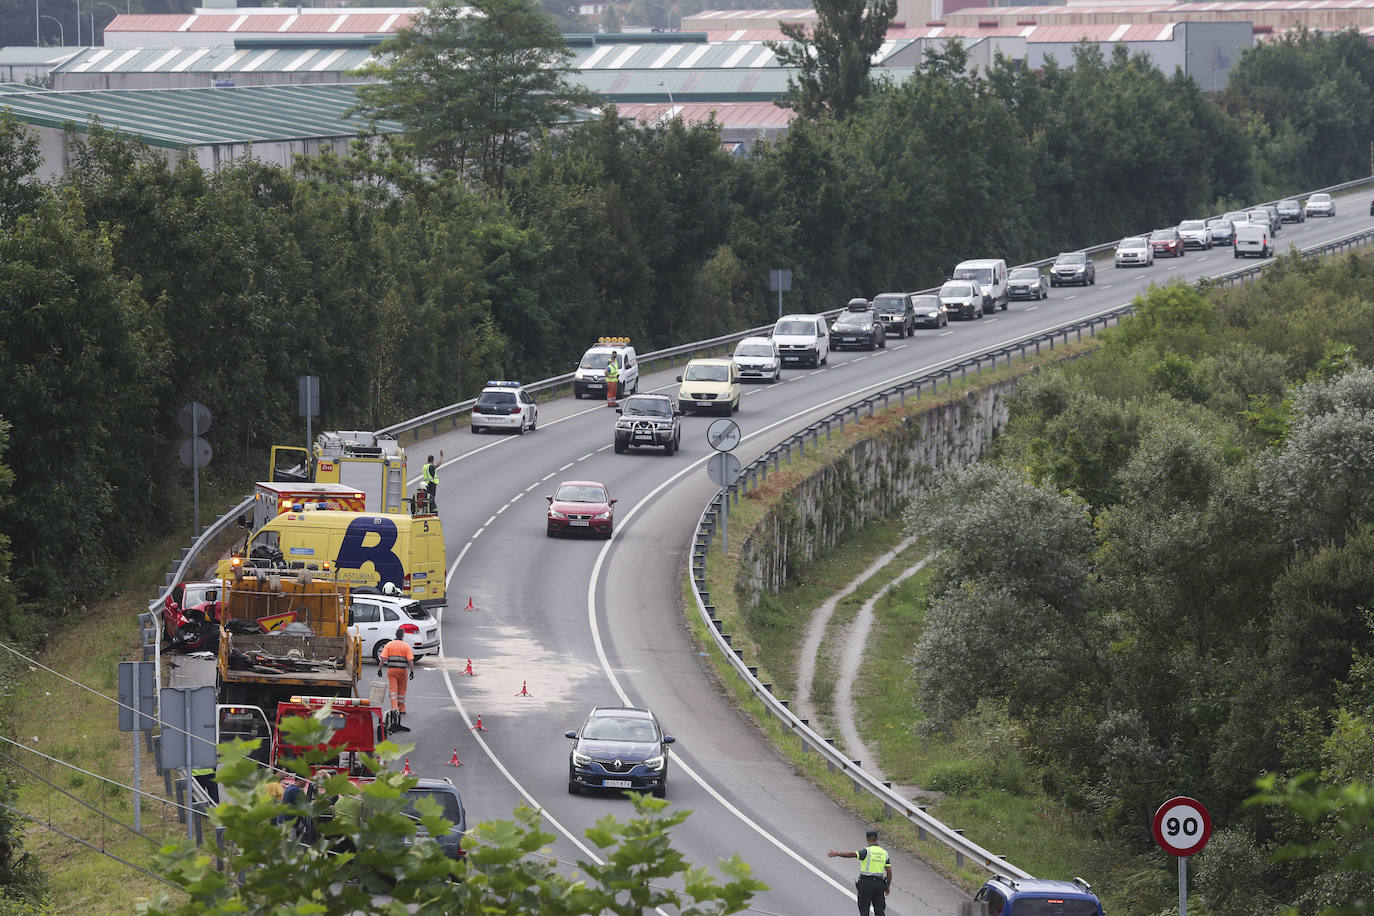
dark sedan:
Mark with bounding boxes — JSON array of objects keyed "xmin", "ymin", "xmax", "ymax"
[
  {"xmin": 1008, "ymin": 267, "xmax": 1049, "ymax": 300},
  {"xmin": 567, "ymin": 706, "xmax": 675, "ymax": 797},
  {"xmin": 909, "ymin": 294, "xmax": 947, "ymax": 328},
  {"xmin": 829, "ymin": 308, "xmax": 886, "ymax": 351}
]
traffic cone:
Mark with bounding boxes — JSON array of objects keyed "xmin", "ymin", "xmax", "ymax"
[
  {"xmin": 402, "ymin": 757, "xmax": 413, "ymax": 775},
  {"xmin": 459, "ymin": 659, "xmax": 476, "ymax": 677},
  {"xmin": 464, "ymin": 596, "xmax": 476, "ymax": 612},
  {"xmin": 447, "ymin": 748, "xmax": 463, "ymax": 767},
  {"xmin": 471, "ymin": 715, "xmax": 487, "ymax": 732},
  {"xmin": 515, "ymin": 680, "xmax": 532, "ymax": 697}
]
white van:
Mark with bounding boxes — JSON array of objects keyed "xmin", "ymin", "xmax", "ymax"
[
  {"xmin": 772, "ymin": 314, "xmax": 830, "ymax": 368},
  {"xmin": 573, "ymin": 337, "xmax": 639, "ymax": 399},
  {"xmin": 952, "ymin": 259, "xmax": 1009, "ymax": 311},
  {"xmin": 1233, "ymin": 224, "xmax": 1272, "ymax": 259}
]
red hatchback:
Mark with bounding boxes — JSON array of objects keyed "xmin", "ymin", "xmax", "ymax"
[
  {"xmin": 1149, "ymin": 227, "xmax": 1186, "ymax": 258},
  {"xmin": 546, "ymin": 480, "xmax": 616, "ymax": 539}
]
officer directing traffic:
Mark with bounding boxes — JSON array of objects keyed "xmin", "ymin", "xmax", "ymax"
[{"xmin": 828, "ymin": 827, "xmax": 892, "ymax": 916}]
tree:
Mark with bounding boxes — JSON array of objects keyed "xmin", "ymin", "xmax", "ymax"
[
  {"xmin": 352, "ymin": 0, "xmax": 594, "ymax": 190},
  {"xmin": 138, "ymin": 714, "xmax": 765, "ymax": 915},
  {"xmin": 766, "ymin": 0, "xmax": 896, "ymax": 120}
]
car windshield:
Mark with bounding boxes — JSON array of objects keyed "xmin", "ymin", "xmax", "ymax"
[
  {"xmin": 579, "ymin": 352, "xmax": 615, "ymax": 369},
  {"xmin": 872, "ymin": 296, "xmax": 906, "ymax": 313},
  {"xmin": 1310, "ymin": 194, "xmax": 1331, "ymax": 203},
  {"xmin": 1278, "ymin": 200, "xmax": 1299, "ymax": 208},
  {"xmin": 1248, "ymin": 210, "xmax": 1269, "ymax": 220},
  {"xmin": 583, "ymin": 716, "xmax": 658, "ymax": 742},
  {"xmin": 1150, "ymin": 229, "xmax": 1175, "ymax": 240},
  {"xmin": 834, "ymin": 314, "xmax": 870, "ymax": 329},
  {"xmin": 1054, "ymin": 253, "xmax": 1085, "ymax": 265},
  {"xmin": 940, "ymin": 282, "xmax": 974, "ymax": 296},
  {"xmin": 1009, "ymin": 268, "xmax": 1041, "ymax": 279},
  {"xmin": 774, "ymin": 320, "xmax": 813, "ymax": 336},
  {"xmin": 953, "ymin": 267, "xmax": 993, "ymax": 284},
  {"xmin": 1179, "ymin": 220, "xmax": 1206, "ymax": 231},
  {"xmin": 684, "ymin": 364, "xmax": 729, "ymax": 382},
  {"xmin": 1224, "ymin": 212, "xmax": 1248, "ymax": 222},
  {"xmin": 911, "ymin": 295, "xmax": 941, "ymax": 310},
  {"xmin": 1207, "ymin": 219, "xmax": 1233, "ymax": 229},
  {"xmin": 1120, "ymin": 238, "xmax": 1146, "ymax": 249},
  {"xmin": 403, "ymin": 789, "xmax": 463, "ymax": 825},
  {"xmin": 555, "ymin": 485, "xmax": 607, "ymax": 503},
  {"xmin": 476, "ymin": 391, "xmax": 515, "ymax": 407},
  {"xmin": 621, "ymin": 398, "xmax": 670, "ymax": 417},
  {"xmin": 735, "ymin": 344, "xmax": 774, "ymax": 358},
  {"xmin": 1007, "ymin": 899, "xmax": 1100, "ymax": 916}
]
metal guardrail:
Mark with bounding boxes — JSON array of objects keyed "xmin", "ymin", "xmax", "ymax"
[
  {"xmin": 684, "ymin": 221, "xmax": 1374, "ymax": 879},
  {"xmin": 142, "ymin": 178, "xmax": 1374, "ymax": 853}
]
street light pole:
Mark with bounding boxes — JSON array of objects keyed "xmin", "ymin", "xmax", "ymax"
[
  {"xmin": 40, "ymin": 13, "xmax": 64, "ymax": 44},
  {"xmin": 96, "ymin": 1, "xmax": 119, "ymax": 43}
]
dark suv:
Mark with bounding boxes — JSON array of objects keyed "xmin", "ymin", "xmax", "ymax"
[
  {"xmin": 566, "ymin": 705, "xmax": 676, "ymax": 797},
  {"xmin": 829, "ymin": 303, "xmax": 886, "ymax": 351},
  {"xmin": 1049, "ymin": 252, "xmax": 1095, "ymax": 287},
  {"xmin": 402, "ymin": 777, "xmax": 466, "ymax": 861},
  {"xmin": 871, "ymin": 293, "xmax": 915, "ymax": 337},
  {"xmin": 974, "ymin": 875, "xmax": 1104, "ymax": 915},
  {"xmin": 613, "ymin": 394, "xmax": 681, "ymax": 455}
]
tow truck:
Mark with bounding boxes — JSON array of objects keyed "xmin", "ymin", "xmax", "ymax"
[
  {"xmin": 269, "ymin": 430, "xmax": 408, "ymax": 514},
  {"xmin": 217, "ymin": 694, "xmax": 388, "ymax": 783}
]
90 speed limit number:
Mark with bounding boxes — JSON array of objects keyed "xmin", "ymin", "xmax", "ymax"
[{"xmin": 1152, "ymin": 796, "xmax": 1212, "ymax": 857}]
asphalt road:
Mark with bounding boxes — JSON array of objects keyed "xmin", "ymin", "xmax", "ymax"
[{"xmin": 328, "ymin": 192, "xmax": 1374, "ymax": 915}]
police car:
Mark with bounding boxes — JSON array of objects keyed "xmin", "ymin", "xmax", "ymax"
[
  {"xmin": 974, "ymin": 875, "xmax": 1104, "ymax": 916},
  {"xmin": 470, "ymin": 381, "xmax": 538, "ymax": 434}
]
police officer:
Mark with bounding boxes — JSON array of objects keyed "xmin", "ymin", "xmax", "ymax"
[
  {"xmin": 605, "ymin": 356, "xmax": 620, "ymax": 405},
  {"xmin": 421, "ymin": 454, "xmax": 439, "ymax": 511},
  {"xmin": 378, "ymin": 628, "xmax": 415, "ymax": 733},
  {"xmin": 828, "ymin": 827, "xmax": 892, "ymax": 916}
]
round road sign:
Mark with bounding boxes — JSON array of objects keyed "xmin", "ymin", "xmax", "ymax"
[
  {"xmin": 706, "ymin": 418, "xmax": 741, "ymax": 452},
  {"xmin": 1152, "ymin": 796, "xmax": 1212, "ymax": 857},
  {"xmin": 707, "ymin": 452, "xmax": 742, "ymax": 487}
]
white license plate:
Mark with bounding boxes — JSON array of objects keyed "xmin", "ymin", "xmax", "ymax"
[
  {"xmin": 570, "ymin": 520, "xmax": 589, "ymax": 527},
  {"xmin": 604, "ymin": 779, "xmax": 632, "ymax": 788},
  {"xmin": 842, "ymin": 337, "xmax": 855, "ymax": 342},
  {"xmin": 696, "ymin": 400, "xmax": 712, "ymax": 406}
]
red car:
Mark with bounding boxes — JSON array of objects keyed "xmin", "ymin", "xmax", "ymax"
[
  {"xmin": 162, "ymin": 580, "xmax": 222, "ymax": 651},
  {"xmin": 546, "ymin": 480, "xmax": 616, "ymax": 539},
  {"xmin": 1149, "ymin": 228, "xmax": 1186, "ymax": 258}
]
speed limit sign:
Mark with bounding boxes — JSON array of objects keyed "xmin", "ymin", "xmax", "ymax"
[{"xmin": 1152, "ymin": 796, "xmax": 1212, "ymax": 857}]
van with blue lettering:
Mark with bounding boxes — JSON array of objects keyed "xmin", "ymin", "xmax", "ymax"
[{"xmin": 220, "ymin": 510, "xmax": 447, "ymax": 610}]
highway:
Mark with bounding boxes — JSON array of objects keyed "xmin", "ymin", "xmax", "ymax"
[{"xmin": 360, "ymin": 192, "xmax": 1374, "ymax": 915}]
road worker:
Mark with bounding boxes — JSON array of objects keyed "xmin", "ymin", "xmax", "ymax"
[
  {"xmin": 605, "ymin": 356, "xmax": 620, "ymax": 405},
  {"xmin": 421, "ymin": 454, "xmax": 440, "ymax": 512},
  {"xmin": 828, "ymin": 827, "xmax": 892, "ymax": 916},
  {"xmin": 378, "ymin": 628, "xmax": 415, "ymax": 733}
]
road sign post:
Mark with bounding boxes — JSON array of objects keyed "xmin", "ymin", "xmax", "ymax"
[
  {"xmin": 706, "ymin": 419, "xmax": 742, "ymax": 554},
  {"xmin": 118, "ymin": 661, "xmax": 157, "ymax": 831},
  {"xmin": 769, "ymin": 269, "xmax": 792, "ymax": 320},
  {"xmin": 177, "ymin": 402, "xmax": 212, "ymax": 539},
  {"xmin": 1152, "ymin": 796, "xmax": 1212, "ymax": 916}
]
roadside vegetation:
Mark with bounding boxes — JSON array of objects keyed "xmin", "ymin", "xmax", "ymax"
[{"xmin": 4, "ymin": 0, "xmax": 1374, "ymax": 905}]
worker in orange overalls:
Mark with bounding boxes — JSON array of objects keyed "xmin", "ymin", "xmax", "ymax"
[{"xmin": 378, "ymin": 628, "xmax": 415, "ymax": 733}]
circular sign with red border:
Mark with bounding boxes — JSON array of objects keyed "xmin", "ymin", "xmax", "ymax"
[{"xmin": 1152, "ymin": 796, "xmax": 1212, "ymax": 857}]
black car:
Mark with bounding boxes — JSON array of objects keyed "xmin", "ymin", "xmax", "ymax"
[
  {"xmin": 613, "ymin": 394, "xmax": 681, "ymax": 455},
  {"xmin": 402, "ymin": 777, "xmax": 466, "ymax": 861},
  {"xmin": 566, "ymin": 706, "xmax": 675, "ymax": 797},
  {"xmin": 829, "ymin": 306, "xmax": 886, "ymax": 351},
  {"xmin": 1276, "ymin": 198, "xmax": 1305, "ymax": 223},
  {"xmin": 909, "ymin": 294, "xmax": 947, "ymax": 328},
  {"xmin": 870, "ymin": 293, "xmax": 915, "ymax": 337},
  {"xmin": 1049, "ymin": 252, "xmax": 1095, "ymax": 286}
]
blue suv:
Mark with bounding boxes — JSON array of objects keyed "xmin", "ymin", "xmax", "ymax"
[{"xmin": 974, "ymin": 875, "xmax": 1105, "ymax": 915}]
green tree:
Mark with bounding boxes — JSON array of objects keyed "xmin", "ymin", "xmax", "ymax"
[
  {"xmin": 766, "ymin": 0, "xmax": 896, "ymax": 120},
  {"xmin": 139, "ymin": 715, "xmax": 765, "ymax": 915},
  {"xmin": 352, "ymin": 0, "xmax": 594, "ymax": 189}
]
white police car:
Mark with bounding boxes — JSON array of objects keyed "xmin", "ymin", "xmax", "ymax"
[{"xmin": 471, "ymin": 381, "xmax": 538, "ymax": 434}]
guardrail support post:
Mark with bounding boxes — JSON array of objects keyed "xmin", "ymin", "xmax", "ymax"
[{"xmin": 954, "ymin": 830, "xmax": 966, "ymax": 867}]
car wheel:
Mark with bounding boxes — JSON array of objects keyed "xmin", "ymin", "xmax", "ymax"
[
  {"xmin": 470, "ymin": 424, "xmax": 479, "ymax": 434},
  {"xmin": 574, "ymin": 390, "xmax": 583, "ymax": 400},
  {"xmin": 372, "ymin": 640, "xmax": 389, "ymax": 665},
  {"xmin": 530, "ymin": 410, "xmax": 537, "ymax": 431},
  {"xmin": 614, "ymin": 439, "xmax": 626, "ymax": 454},
  {"xmin": 732, "ymin": 398, "xmax": 741, "ymax": 413},
  {"xmin": 652, "ymin": 784, "xmax": 666, "ymax": 799},
  {"xmin": 516, "ymin": 421, "xmax": 525, "ymax": 435},
  {"xmin": 821, "ymin": 352, "xmax": 828, "ymax": 365},
  {"xmin": 546, "ymin": 526, "xmax": 556, "ymax": 538},
  {"xmin": 568, "ymin": 781, "xmax": 579, "ymax": 795},
  {"xmin": 664, "ymin": 438, "xmax": 675, "ymax": 456},
  {"xmin": 602, "ymin": 529, "xmax": 613, "ymax": 541}
]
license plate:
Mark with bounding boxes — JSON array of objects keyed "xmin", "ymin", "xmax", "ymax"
[
  {"xmin": 570, "ymin": 520, "xmax": 589, "ymax": 527},
  {"xmin": 842, "ymin": 337, "xmax": 855, "ymax": 342},
  {"xmin": 696, "ymin": 400, "xmax": 712, "ymax": 406},
  {"xmin": 634, "ymin": 432, "xmax": 652, "ymax": 439},
  {"xmin": 604, "ymin": 779, "xmax": 632, "ymax": 788}
]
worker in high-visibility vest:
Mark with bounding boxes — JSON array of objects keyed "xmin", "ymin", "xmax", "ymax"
[
  {"xmin": 422, "ymin": 454, "xmax": 439, "ymax": 512},
  {"xmin": 828, "ymin": 827, "xmax": 892, "ymax": 915},
  {"xmin": 378, "ymin": 628, "xmax": 415, "ymax": 733},
  {"xmin": 605, "ymin": 356, "xmax": 620, "ymax": 405}
]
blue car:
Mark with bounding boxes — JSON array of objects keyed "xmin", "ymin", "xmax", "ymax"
[{"xmin": 974, "ymin": 875, "xmax": 1105, "ymax": 915}]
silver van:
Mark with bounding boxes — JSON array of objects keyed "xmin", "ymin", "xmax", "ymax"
[
  {"xmin": 772, "ymin": 314, "xmax": 830, "ymax": 368},
  {"xmin": 952, "ymin": 259, "xmax": 1009, "ymax": 310},
  {"xmin": 1233, "ymin": 224, "xmax": 1272, "ymax": 259}
]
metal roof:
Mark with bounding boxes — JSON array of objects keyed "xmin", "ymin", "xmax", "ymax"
[
  {"xmin": 0, "ymin": 46, "xmax": 84, "ymax": 65},
  {"xmin": 582, "ymin": 65, "xmax": 913, "ymax": 101},
  {"xmin": 0, "ymin": 82, "xmax": 400, "ymax": 149},
  {"xmin": 608, "ymin": 100, "xmax": 794, "ymax": 129},
  {"xmin": 105, "ymin": 10, "xmax": 420, "ymax": 37},
  {"xmin": 53, "ymin": 44, "xmax": 383, "ymax": 75}
]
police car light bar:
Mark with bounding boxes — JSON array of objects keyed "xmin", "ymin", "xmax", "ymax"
[
  {"xmin": 485, "ymin": 380, "xmax": 522, "ymax": 387},
  {"xmin": 596, "ymin": 337, "xmax": 631, "ymax": 346}
]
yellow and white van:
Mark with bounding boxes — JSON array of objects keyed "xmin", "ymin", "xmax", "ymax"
[{"xmin": 219, "ymin": 510, "xmax": 447, "ymax": 610}]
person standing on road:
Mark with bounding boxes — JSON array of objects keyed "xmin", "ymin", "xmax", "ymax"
[
  {"xmin": 828, "ymin": 828, "xmax": 892, "ymax": 916},
  {"xmin": 378, "ymin": 628, "xmax": 415, "ymax": 733},
  {"xmin": 605, "ymin": 356, "xmax": 620, "ymax": 405}
]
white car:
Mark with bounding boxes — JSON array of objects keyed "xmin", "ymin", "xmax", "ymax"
[
  {"xmin": 1177, "ymin": 220, "xmax": 1213, "ymax": 250},
  {"xmin": 1114, "ymin": 236, "xmax": 1154, "ymax": 268},
  {"xmin": 470, "ymin": 380, "xmax": 537, "ymax": 435},
  {"xmin": 348, "ymin": 592, "xmax": 440, "ymax": 663},
  {"xmin": 1305, "ymin": 192, "xmax": 1336, "ymax": 217},
  {"xmin": 732, "ymin": 337, "xmax": 781, "ymax": 383}
]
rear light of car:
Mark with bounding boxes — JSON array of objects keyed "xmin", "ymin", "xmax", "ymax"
[
  {"xmin": 402, "ymin": 573, "xmax": 411, "ymax": 593},
  {"xmin": 512, "ymin": 407, "xmax": 521, "ymax": 414},
  {"xmin": 399, "ymin": 623, "xmax": 420, "ymax": 634}
]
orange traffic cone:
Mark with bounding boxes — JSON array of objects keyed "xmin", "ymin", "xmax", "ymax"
[
  {"xmin": 471, "ymin": 715, "xmax": 487, "ymax": 732},
  {"xmin": 402, "ymin": 757, "xmax": 413, "ymax": 775},
  {"xmin": 447, "ymin": 748, "xmax": 463, "ymax": 767},
  {"xmin": 459, "ymin": 659, "xmax": 476, "ymax": 677},
  {"xmin": 515, "ymin": 680, "xmax": 532, "ymax": 697},
  {"xmin": 464, "ymin": 596, "xmax": 476, "ymax": 611}
]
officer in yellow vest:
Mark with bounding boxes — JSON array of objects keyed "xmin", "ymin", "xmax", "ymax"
[
  {"xmin": 605, "ymin": 356, "xmax": 620, "ymax": 405},
  {"xmin": 828, "ymin": 827, "xmax": 892, "ymax": 915}
]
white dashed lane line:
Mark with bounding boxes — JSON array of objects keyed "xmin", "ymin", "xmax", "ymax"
[
  {"xmin": 484, "ymin": 515, "xmax": 497, "ymax": 526},
  {"xmin": 541, "ymin": 472, "xmax": 556, "ymax": 481},
  {"xmin": 558, "ymin": 463, "xmax": 574, "ymax": 471}
]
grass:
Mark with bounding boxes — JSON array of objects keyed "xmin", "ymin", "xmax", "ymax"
[{"xmin": 689, "ymin": 338, "xmax": 1135, "ymax": 901}]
